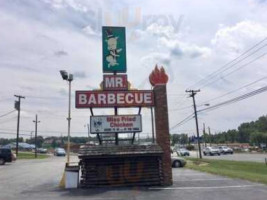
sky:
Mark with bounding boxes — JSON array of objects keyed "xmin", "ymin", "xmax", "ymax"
[{"xmin": 0, "ymin": 0, "xmax": 267, "ymax": 139}]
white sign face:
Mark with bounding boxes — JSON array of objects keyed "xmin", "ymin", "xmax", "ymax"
[{"xmin": 90, "ymin": 115, "xmax": 142, "ymax": 133}]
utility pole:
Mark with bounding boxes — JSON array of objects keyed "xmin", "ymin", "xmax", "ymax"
[
  {"xmin": 33, "ymin": 114, "xmax": 40, "ymax": 158},
  {"xmin": 14, "ymin": 95, "xmax": 25, "ymax": 156},
  {"xmin": 186, "ymin": 90, "xmax": 202, "ymax": 159},
  {"xmin": 203, "ymin": 123, "xmax": 207, "ymax": 147},
  {"xmin": 208, "ymin": 126, "xmax": 211, "ymax": 146}
]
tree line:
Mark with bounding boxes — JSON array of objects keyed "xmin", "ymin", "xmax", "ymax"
[
  {"xmin": 0, "ymin": 136, "xmax": 96, "ymax": 148},
  {"xmin": 171, "ymin": 115, "xmax": 267, "ymax": 148}
]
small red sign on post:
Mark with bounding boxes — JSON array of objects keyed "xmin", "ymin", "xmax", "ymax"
[
  {"xmin": 103, "ymin": 75, "xmax": 128, "ymax": 90},
  {"xmin": 76, "ymin": 90, "xmax": 154, "ymax": 108}
]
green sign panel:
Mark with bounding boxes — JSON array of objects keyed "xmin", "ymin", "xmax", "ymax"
[{"xmin": 102, "ymin": 26, "xmax": 127, "ymax": 73}]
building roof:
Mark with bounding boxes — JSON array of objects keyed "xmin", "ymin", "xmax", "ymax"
[{"xmin": 78, "ymin": 144, "xmax": 163, "ymax": 158}]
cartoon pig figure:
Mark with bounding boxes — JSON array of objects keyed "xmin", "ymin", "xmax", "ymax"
[
  {"xmin": 105, "ymin": 30, "xmax": 122, "ymax": 68},
  {"xmin": 93, "ymin": 118, "xmax": 102, "ymax": 132}
]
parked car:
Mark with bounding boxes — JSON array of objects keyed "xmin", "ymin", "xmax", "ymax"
[
  {"xmin": 203, "ymin": 147, "xmax": 221, "ymax": 156},
  {"xmin": 54, "ymin": 148, "xmax": 66, "ymax": 156},
  {"xmin": 0, "ymin": 148, "xmax": 13, "ymax": 165},
  {"xmin": 37, "ymin": 148, "xmax": 48, "ymax": 154},
  {"xmin": 176, "ymin": 148, "xmax": 190, "ymax": 156},
  {"xmin": 171, "ymin": 156, "xmax": 187, "ymax": 168},
  {"xmin": 218, "ymin": 146, "xmax": 233, "ymax": 154}
]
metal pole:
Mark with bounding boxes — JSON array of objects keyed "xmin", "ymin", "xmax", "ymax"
[
  {"xmin": 115, "ymin": 107, "xmax": 118, "ymax": 145},
  {"xmin": 208, "ymin": 126, "xmax": 211, "ymax": 146},
  {"xmin": 203, "ymin": 123, "xmax": 207, "ymax": 147},
  {"xmin": 33, "ymin": 114, "xmax": 40, "ymax": 159},
  {"xmin": 67, "ymin": 80, "xmax": 71, "ymax": 164},
  {"xmin": 87, "ymin": 124, "xmax": 90, "ymax": 140},
  {"xmin": 35, "ymin": 115, "xmax": 37, "ymax": 158},
  {"xmin": 192, "ymin": 93, "xmax": 202, "ymax": 159},
  {"xmin": 14, "ymin": 95, "xmax": 25, "ymax": 156},
  {"xmin": 186, "ymin": 90, "xmax": 202, "ymax": 159},
  {"xmin": 16, "ymin": 102, "xmax": 20, "ymax": 156}
]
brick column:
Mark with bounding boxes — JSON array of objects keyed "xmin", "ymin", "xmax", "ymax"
[{"xmin": 154, "ymin": 85, "xmax": 173, "ymax": 186}]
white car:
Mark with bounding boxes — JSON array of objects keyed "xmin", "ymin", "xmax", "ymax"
[
  {"xmin": 54, "ymin": 148, "xmax": 66, "ymax": 156},
  {"xmin": 203, "ymin": 147, "xmax": 221, "ymax": 156},
  {"xmin": 218, "ymin": 146, "xmax": 233, "ymax": 154},
  {"xmin": 176, "ymin": 148, "xmax": 190, "ymax": 156},
  {"xmin": 171, "ymin": 156, "xmax": 187, "ymax": 168}
]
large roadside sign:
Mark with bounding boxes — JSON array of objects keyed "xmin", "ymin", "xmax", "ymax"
[
  {"xmin": 76, "ymin": 90, "xmax": 154, "ymax": 108},
  {"xmin": 103, "ymin": 74, "xmax": 128, "ymax": 90},
  {"xmin": 90, "ymin": 115, "xmax": 142, "ymax": 133},
  {"xmin": 102, "ymin": 26, "xmax": 126, "ymax": 73}
]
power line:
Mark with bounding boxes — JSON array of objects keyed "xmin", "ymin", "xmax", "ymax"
[
  {"xmin": 200, "ymin": 76, "xmax": 267, "ymax": 105},
  {"xmin": 0, "ymin": 116, "xmax": 17, "ymax": 124},
  {"xmin": 0, "ymin": 131, "xmax": 31, "ymax": 136},
  {"xmin": 170, "ymin": 113, "xmax": 194, "ymax": 130},
  {"xmin": 0, "ymin": 128, "xmax": 88, "ymax": 135},
  {"xmin": 187, "ymin": 37, "xmax": 267, "ymax": 89},
  {"xmin": 169, "ymin": 105, "xmax": 193, "ymax": 112},
  {"xmin": 201, "ymin": 52, "xmax": 267, "ymax": 89},
  {"xmin": 0, "ymin": 110, "xmax": 16, "ymax": 118},
  {"xmin": 170, "ymin": 84, "xmax": 267, "ymax": 130},
  {"xmin": 199, "ymin": 85, "xmax": 267, "ymax": 113},
  {"xmin": 26, "ymin": 96, "xmax": 65, "ymax": 100}
]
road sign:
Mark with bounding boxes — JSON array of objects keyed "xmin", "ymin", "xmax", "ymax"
[
  {"xmin": 76, "ymin": 90, "xmax": 154, "ymax": 108},
  {"xmin": 102, "ymin": 26, "xmax": 126, "ymax": 73},
  {"xmin": 103, "ymin": 74, "xmax": 128, "ymax": 90},
  {"xmin": 90, "ymin": 115, "xmax": 142, "ymax": 133}
]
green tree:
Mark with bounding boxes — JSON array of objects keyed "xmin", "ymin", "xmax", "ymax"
[
  {"xmin": 250, "ymin": 131, "xmax": 267, "ymax": 147},
  {"xmin": 170, "ymin": 134, "xmax": 180, "ymax": 146}
]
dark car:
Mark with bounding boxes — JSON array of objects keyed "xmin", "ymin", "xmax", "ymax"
[
  {"xmin": 171, "ymin": 156, "xmax": 187, "ymax": 168},
  {"xmin": 0, "ymin": 148, "xmax": 13, "ymax": 165}
]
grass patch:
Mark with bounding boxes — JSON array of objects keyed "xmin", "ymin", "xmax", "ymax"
[
  {"xmin": 16, "ymin": 152, "xmax": 49, "ymax": 160},
  {"xmin": 186, "ymin": 158, "xmax": 267, "ymax": 185}
]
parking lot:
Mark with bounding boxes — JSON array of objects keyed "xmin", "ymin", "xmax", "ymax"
[
  {"xmin": 1, "ymin": 156, "xmax": 267, "ymax": 200},
  {"xmin": 189, "ymin": 151, "xmax": 267, "ymax": 163}
]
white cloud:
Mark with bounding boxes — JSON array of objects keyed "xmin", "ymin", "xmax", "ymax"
[
  {"xmin": 82, "ymin": 25, "xmax": 97, "ymax": 36},
  {"xmin": 212, "ymin": 21, "xmax": 267, "ymax": 56}
]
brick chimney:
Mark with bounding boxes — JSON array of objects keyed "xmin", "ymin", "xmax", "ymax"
[{"xmin": 150, "ymin": 65, "xmax": 172, "ymax": 186}]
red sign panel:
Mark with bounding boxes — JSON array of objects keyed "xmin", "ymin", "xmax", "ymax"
[
  {"xmin": 76, "ymin": 90, "xmax": 154, "ymax": 108},
  {"xmin": 103, "ymin": 75, "xmax": 128, "ymax": 90}
]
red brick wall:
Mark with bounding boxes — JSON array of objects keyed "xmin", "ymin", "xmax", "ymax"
[{"xmin": 154, "ymin": 85, "xmax": 173, "ymax": 186}]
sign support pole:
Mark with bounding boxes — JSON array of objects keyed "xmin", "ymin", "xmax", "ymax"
[{"xmin": 113, "ymin": 71, "xmax": 119, "ymax": 145}]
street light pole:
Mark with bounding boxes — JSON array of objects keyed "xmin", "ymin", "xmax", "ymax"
[
  {"xmin": 60, "ymin": 70, "xmax": 73, "ymax": 165},
  {"xmin": 67, "ymin": 78, "xmax": 71, "ymax": 164}
]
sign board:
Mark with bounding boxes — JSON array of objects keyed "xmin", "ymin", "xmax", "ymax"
[
  {"xmin": 76, "ymin": 90, "xmax": 154, "ymax": 108},
  {"xmin": 102, "ymin": 26, "xmax": 126, "ymax": 73},
  {"xmin": 90, "ymin": 115, "xmax": 142, "ymax": 133},
  {"xmin": 103, "ymin": 75, "xmax": 128, "ymax": 90}
]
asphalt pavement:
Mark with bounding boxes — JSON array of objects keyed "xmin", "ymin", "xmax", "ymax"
[
  {"xmin": 0, "ymin": 156, "xmax": 267, "ymax": 200},
  {"xmin": 189, "ymin": 151, "xmax": 267, "ymax": 163}
]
